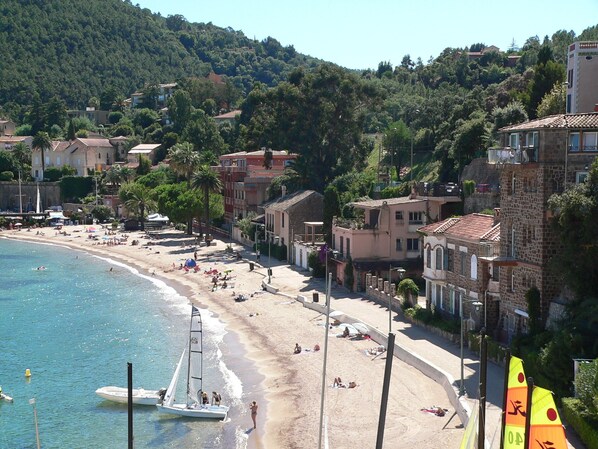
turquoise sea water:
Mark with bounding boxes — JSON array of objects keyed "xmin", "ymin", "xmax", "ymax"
[{"xmin": 0, "ymin": 238, "xmax": 243, "ymax": 449}]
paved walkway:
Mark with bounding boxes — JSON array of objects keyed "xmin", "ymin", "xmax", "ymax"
[{"xmin": 248, "ymin": 253, "xmax": 584, "ymax": 449}]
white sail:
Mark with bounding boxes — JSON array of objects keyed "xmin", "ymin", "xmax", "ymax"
[
  {"xmin": 36, "ymin": 183, "xmax": 41, "ymax": 214},
  {"xmin": 163, "ymin": 350, "xmax": 185, "ymax": 407},
  {"xmin": 188, "ymin": 305, "xmax": 203, "ymax": 405}
]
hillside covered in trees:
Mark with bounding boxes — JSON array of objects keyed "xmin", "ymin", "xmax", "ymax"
[{"xmin": 0, "ymin": 0, "xmax": 320, "ymax": 110}]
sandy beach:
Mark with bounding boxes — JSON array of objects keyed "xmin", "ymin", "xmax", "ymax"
[{"xmin": 3, "ymin": 225, "xmax": 464, "ymax": 448}]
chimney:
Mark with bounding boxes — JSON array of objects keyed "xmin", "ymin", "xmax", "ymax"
[
  {"xmin": 493, "ymin": 208, "xmax": 501, "ymax": 225},
  {"xmin": 281, "ymin": 185, "xmax": 286, "ymax": 198}
]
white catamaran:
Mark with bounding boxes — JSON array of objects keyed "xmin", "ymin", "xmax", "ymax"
[{"xmin": 156, "ymin": 306, "xmax": 229, "ymax": 419}]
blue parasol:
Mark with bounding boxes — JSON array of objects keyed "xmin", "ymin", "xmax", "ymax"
[{"xmin": 185, "ymin": 259, "xmax": 197, "ymax": 268}]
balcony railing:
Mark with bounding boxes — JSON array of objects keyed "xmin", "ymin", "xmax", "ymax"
[
  {"xmin": 294, "ymin": 233, "xmax": 325, "ymax": 244},
  {"xmin": 568, "ymin": 145, "xmax": 598, "ymax": 153},
  {"xmin": 487, "ymin": 146, "xmax": 538, "ymax": 165},
  {"xmin": 332, "ymin": 217, "xmax": 373, "ymax": 230}
]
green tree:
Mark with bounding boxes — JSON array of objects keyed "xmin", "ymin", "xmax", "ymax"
[
  {"xmin": 167, "ymin": 90, "xmax": 193, "ymax": 133},
  {"xmin": 118, "ymin": 182, "xmax": 157, "ymax": 231},
  {"xmin": 182, "ymin": 110, "xmax": 226, "ymax": 155},
  {"xmin": 192, "ymin": 165, "xmax": 223, "ymax": 237},
  {"xmin": 397, "ymin": 278, "xmax": 420, "ymax": 308},
  {"xmin": 132, "ymin": 108, "xmax": 160, "ymax": 129},
  {"xmin": 32, "ymin": 131, "xmax": 52, "ymax": 180},
  {"xmin": 154, "ymin": 182, "xmax": 202, "ymax": 229},
  {"xmin": 168, "ymin": 142, "xmax": 201, "ymax": 187},
  {"xmin": 527, "ymin": 45, "xmax": 565, "ymax": 118},
  {"xmin": 383, "ymin": 120, "xmax": 411, "ymax": 182},
  {"xmin": 536, "ymin": 82, "xmax": 567, "ymax": 118}
]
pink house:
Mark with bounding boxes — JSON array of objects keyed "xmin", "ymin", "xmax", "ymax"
[{"xmin": 331, "ymin": 194, "xmax": 460, "ymax": 291}]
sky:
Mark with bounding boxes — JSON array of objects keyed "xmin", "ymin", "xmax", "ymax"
[{"xmin": 135, "ymin": 0, "xmax": 598, "ymax": 70}]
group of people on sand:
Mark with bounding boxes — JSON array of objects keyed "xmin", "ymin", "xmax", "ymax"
[{"xmin": 293, "ymin": 343, "xmax": 320, "ymax": 354}]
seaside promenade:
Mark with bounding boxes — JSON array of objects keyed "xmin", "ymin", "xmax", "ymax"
[{"xmin": 258, "ymin": 255, "xmax": 583, "ymax": 449}]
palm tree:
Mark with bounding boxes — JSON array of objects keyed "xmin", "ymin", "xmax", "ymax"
[
  {"xmin": 192, "ymin": 165, "xmax": 222, "ymax": 239},
  {"xmin": 168, "ymin": 142, "xmax": 201, "ymax": 234},
  {"xmin": 168, "ymin": 142, "xmax": 201, "ymax": 186},
  {"xmin": 32, "ymin": 131, "xmax": 52, "ymax": 181},
  {"xmin": 118, "ymin": 182, "xmax": 157, "ymax": 231}
]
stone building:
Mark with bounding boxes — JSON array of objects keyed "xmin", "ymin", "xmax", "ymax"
[
  {"xmin": 418, "ymin": 213, "xmax": 501, "ymax": 335},
  {"xmin": 488, "ymin": 113, "xmax": 598, "ymax": 343}
]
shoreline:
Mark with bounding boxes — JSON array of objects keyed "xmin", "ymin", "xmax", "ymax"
[{"xmin": 3, "ymin": 226, "xmax": 464, "ymax": 448}]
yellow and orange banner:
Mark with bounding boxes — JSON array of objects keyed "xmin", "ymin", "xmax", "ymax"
[
  {"xmin": 503, "ymin": 356, "xmax": 527, "ymax": 449},
  {"xmin": 528, "ymin": 386, "xmax": 567, "ymax": 449}
]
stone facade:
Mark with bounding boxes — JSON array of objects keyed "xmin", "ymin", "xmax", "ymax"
[{"xmin": 494, "ymin": 113, "xmax": 598, "ymax": 343}]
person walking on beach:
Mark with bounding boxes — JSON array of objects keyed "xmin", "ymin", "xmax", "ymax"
[{"xmin": 250, "ymin": 401, "xmax": 258, "ymax": 429}]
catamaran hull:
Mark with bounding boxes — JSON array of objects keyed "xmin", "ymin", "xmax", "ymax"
[
  {"xmin": 95, "ymin": 386, "xmax": 162, "ymax": 406},
  {"xmin": 156, "ymin": 403, "xmax": 229, "ymax": 419}
]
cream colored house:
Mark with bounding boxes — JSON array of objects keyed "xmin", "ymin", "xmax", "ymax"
[{"xmin": 31, "ymin": 138, "xmax": 116, "ymax": 180}]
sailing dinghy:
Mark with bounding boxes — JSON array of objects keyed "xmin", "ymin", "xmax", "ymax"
[
  {"xmin": 156, "ymin": 306, "xmax": 229, "ymax": 419},
  {"xmin": 95, "ymin": 386, "xmax": 165, "ymax": 406}
]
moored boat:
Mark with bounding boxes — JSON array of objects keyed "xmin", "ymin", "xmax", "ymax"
[{"xmin": 95, "ymin": 386, "xmax": 165, "ymax": 406}]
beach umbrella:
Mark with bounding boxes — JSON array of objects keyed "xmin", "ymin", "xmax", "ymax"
[
  {"xmin": 351, "ymin": 322, "xmax": 369, "ymax": 335},
  {"xmin": 185, "ymin": 259, "xmax": 197, "ymax": 268},
  {"xmin": 14, "ymin": 222, "xmax": 23, "ymax": 226},
  {"xmin": 329, "ymin": 310, "xmax": 344, "ymax": 318}
]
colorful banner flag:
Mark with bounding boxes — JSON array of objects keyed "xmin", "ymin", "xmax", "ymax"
[
  {"xmin": 528, "ymin": 386, "xmax": 567, "ymax": 449},
  {"xmin": 459, "ymin": 406, "xmax": 478, "ymax": 449},
  {"xmin": 503, "ymin": 356, "xmax": 527, "ymax": 449}
]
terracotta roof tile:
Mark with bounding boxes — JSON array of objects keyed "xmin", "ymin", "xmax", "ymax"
[
  {"xmin": 419, "ymin": 214, "xmax": 497, "ymax": 242},
  {"xmin": 500, "ymin": 112, "xmax": 598, "ymax": 132}
]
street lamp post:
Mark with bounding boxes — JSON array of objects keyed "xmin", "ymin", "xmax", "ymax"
[
  {"xmin": 268, "ymin": 235, "xmax": 278, "ymax": 284},
  {"xmin": 459, "ymin": 295, "xmax": 482, "ymax": 396},
  {"xmin": 317, "ymin": 272, "xmax": 333, "ymax": 449},
  {"xmin": 387, "ymin": 266, "xmax": 406, "ymax": 335}
]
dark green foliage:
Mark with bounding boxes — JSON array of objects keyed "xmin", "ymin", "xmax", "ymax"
[
  {"xmin": 575, "ymin": 359, "xmax": 598, "ymax": 414},
  {"xmin": 463, "ymin": 180, "xmax": 475, "ymax": 196},
  {"xmin": 323, "ymin": 185, "xmax": 341, "ymax": 244},
  {"xmin": 60, "ymin": 176, "xmax": 93, "ymax": 202},
  {"xmin": 91, "ymin": 205, "xmax": 114, "ymax": 222},
  {"xmin": 44, "ymin": 167, "xmax": 64, "ymax": 182},
  {"xmin": 562, "ymin": 398, "xmax": 598, "ymax": 449},
  {"xmin": 307, "ymin": 251, "xmax": 325, "ymax": 278},
  {"xmin": 136, "ymin": 155, "xmax": 151, "ymax": 176},
  {"xmin": 0, "ymin": 171, "xmax": 14, "ymax": 181},
  {"xmin": 525, "ymin": 286, "xmax": 543, "ymax": 335},
  {"xmin": 0, "ymin": 0, "xmax": 321, "ymax": 110}
]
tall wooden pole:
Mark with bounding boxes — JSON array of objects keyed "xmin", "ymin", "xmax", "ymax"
[
  {"xmin": 375, "ymin": 332, "xmax": 395, "ymax": 449},
  {"xmin": 128, "ymin": 362, "xmax": 133, "ymax": 449}
]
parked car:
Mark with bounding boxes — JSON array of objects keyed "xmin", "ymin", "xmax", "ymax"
[{"xmin": 445, "ymin": 182, "xmax": 458, "ymax": 194}]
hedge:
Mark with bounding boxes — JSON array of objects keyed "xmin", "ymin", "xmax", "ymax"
[{"xmin": 562, "ymin": 397, "xmax": 598, "ymax": 449}]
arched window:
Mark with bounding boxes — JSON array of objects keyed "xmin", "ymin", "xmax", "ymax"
[
  {"xmin": 426, "ymin": 246, "xmax": 431, "ymax": 268},
  {"xmin": 435, "ymin": 248, "xmax": 442, "ymax": 270},
  {"xmin": 470, "ymin": 254, "xmax": 478, "ymax": 279}
]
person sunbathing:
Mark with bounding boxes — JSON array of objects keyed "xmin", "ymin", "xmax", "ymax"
[
  {"xmin": 294, "ymin": 343, "xmax": 302, "ymax": 354},
  {"xmin": 342, "ymin": 326, "xmax": 350, "ymax": 338},
  {"xmin": 333, "ymin": 377, "xmax": 343, "ymax": 387}
]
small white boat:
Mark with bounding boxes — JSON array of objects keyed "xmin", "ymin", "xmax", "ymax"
[
  {"xmin": 156, "ymin": 306, "xmax": 229, "ymax": 419},
  {"xmin": 0, "ymin": 392, "xmax": 14, "ymax": 403},
  {"xmin": 95, "ymin": 386, "xmax": 165, "ymax": 406}
]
